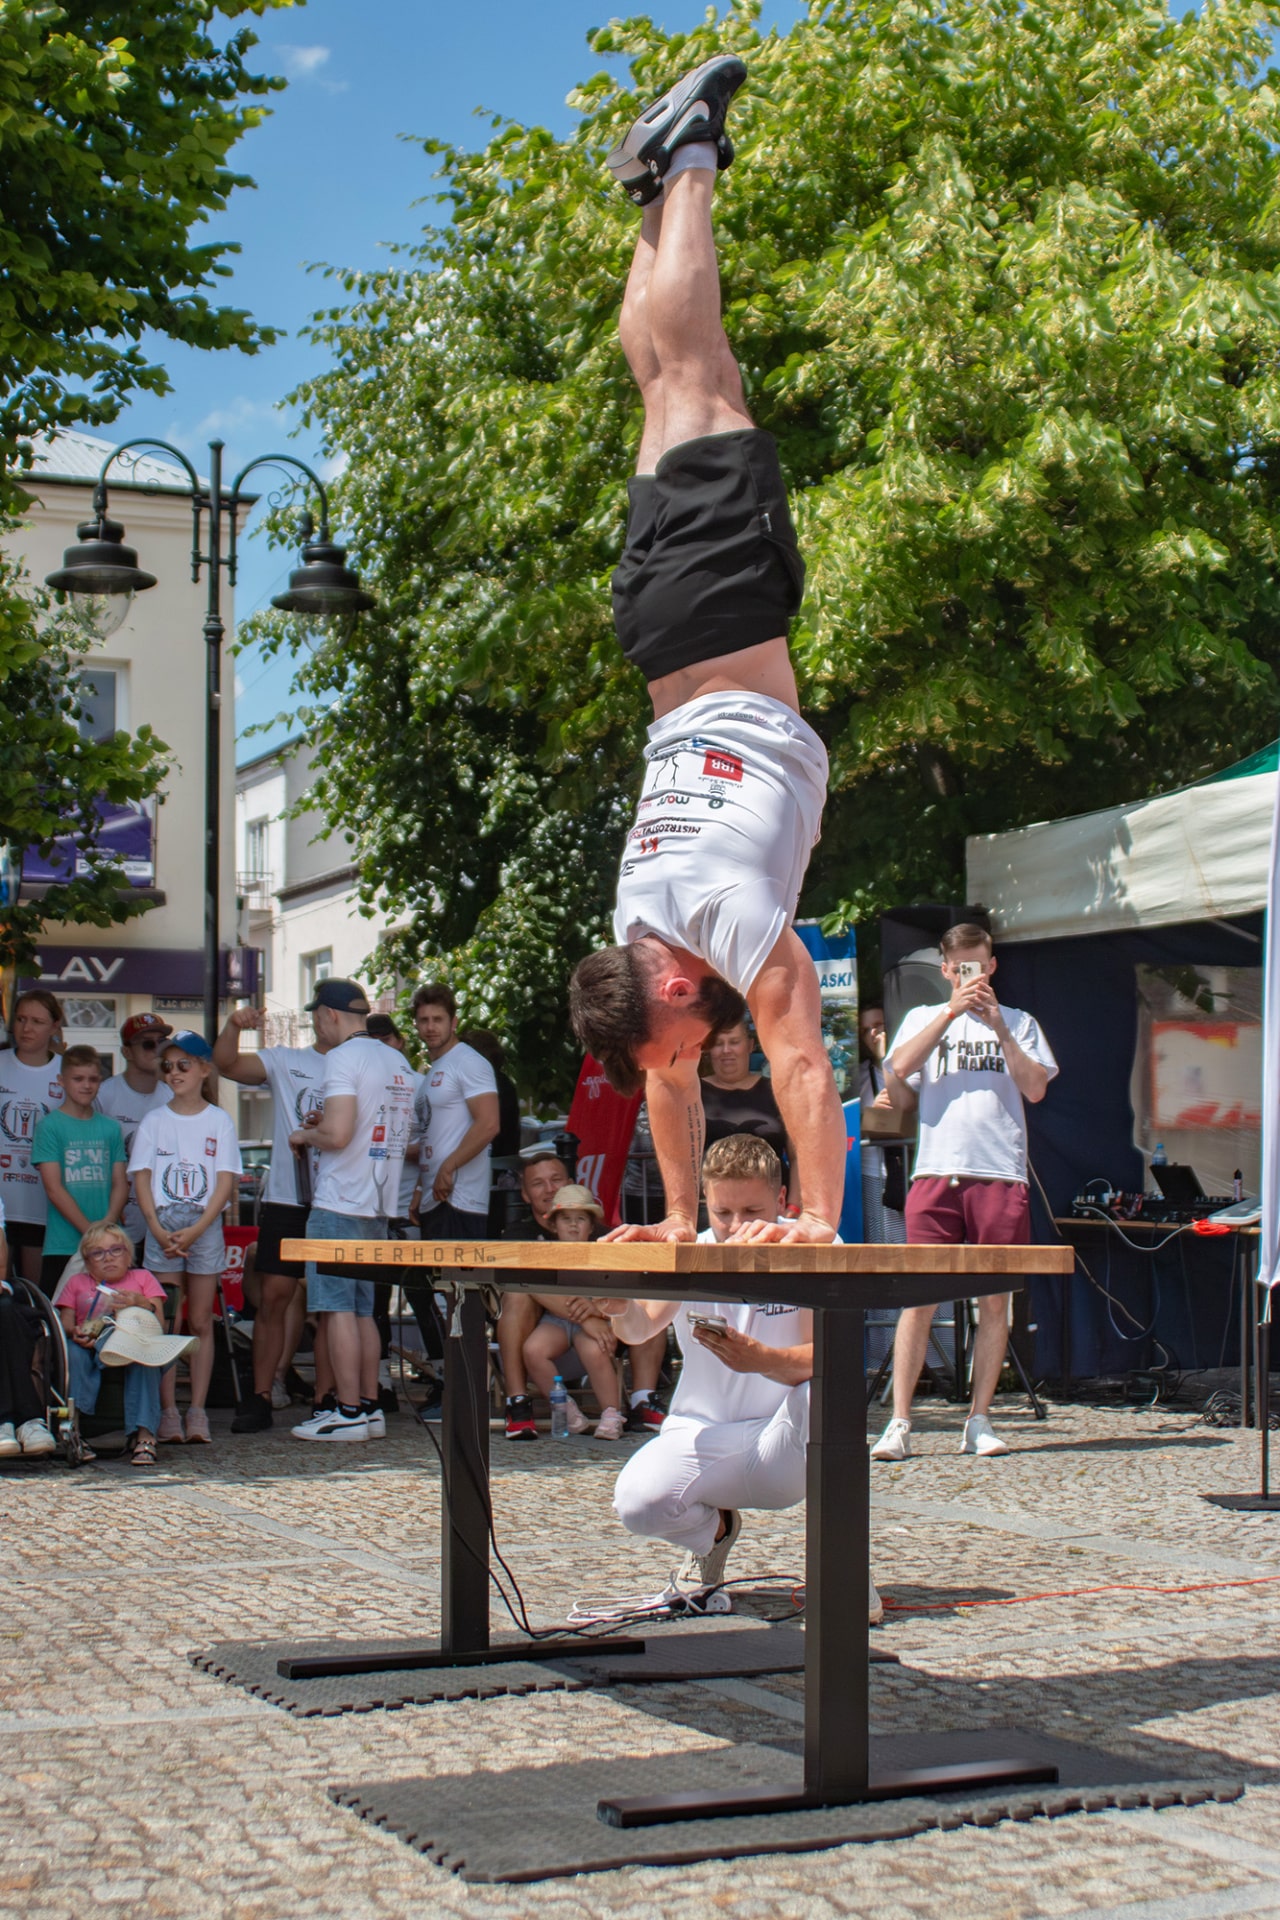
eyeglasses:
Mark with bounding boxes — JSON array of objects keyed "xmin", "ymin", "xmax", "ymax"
[
  {"xmin": 161, "ymin": 1058, "xmax": 201, "ymax": 1075},
  {"xmin": 132, "ymin": 1038, "xmax": 163, "ymax": 1052},
  {"xmin": 84, "ymin": 1246, "xmax": 129, "ymax": 1262}
]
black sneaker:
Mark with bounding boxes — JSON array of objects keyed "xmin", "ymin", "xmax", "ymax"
[
  {"xmin": 504, "ymin": 1394, "xmax": 538, "ymax": 1441},
  {"xmin": 625, "ymin": 1394, "xmax": 666, "ymax": 1434},
  {"xmin": 606, "ymin": 55, "xmax": 748, "ymax": 205},
  {"xmin": 230, "ymin": 1393, "xmax": 273, "ymax": 1434}
]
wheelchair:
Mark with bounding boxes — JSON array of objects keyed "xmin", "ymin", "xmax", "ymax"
[{"xmin": 9, "ymin": 1274, "xmax": 93, "ymax": 1466}]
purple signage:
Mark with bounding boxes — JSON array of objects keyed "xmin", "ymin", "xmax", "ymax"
[
  {"xmin": 24, "ymin": 798, "xmax": 155, "ymax": 890},
  {"xmin": 19, "ymin": 947, "xmax": 205, "ymax": 995}
]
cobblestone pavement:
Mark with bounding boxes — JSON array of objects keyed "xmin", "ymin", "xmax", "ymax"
[{"xmin": 3, "ymin": 1392, "xmax": 1280, "ymax": 1919}]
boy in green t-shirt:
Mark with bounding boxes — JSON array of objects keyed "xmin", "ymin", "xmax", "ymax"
[{"xmin": 32, "ymin": 1045, "xmax": 127, "ymax": 1295}]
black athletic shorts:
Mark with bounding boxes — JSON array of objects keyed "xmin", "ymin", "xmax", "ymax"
[
  {"xmin": 611, "ymin": 428, "xmax": 805, "ymax": 683},
  {"xmin": 5, "ymin": 1219, "xmax": 44, "ymax": 1254},
  {"xmin": 254, "ymin": 1201, "xmax": 310, "ymax": 1280}
]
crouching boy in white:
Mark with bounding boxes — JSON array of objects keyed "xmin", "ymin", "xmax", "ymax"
[{"xmin": 603, "ymin": 1134, "xmax": 882, "ymax": 1621}]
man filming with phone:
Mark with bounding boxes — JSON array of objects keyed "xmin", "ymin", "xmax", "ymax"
[{"xmin": 872, "ymin": 923, "xmax": 1058, "ymax": 1462}]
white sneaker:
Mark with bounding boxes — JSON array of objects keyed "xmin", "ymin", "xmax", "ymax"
[
  {"xmin": 961, "ymin": 1413, "xmax": 1009, "ymax": 1456},
  {"xmin": 270, "ymin": 1377, "xmax": 291, "ymax": 1411},
  {"xmin": 675, "ymin": 1508, "xmax": 742, "ymax": 1595},
  {"xmin": 17, "ymin": 1419, "xmax": 56, "ymax": 1456},
  {"xmin": 291, "ymin": 1408, "xmax": 369, "ymax": 1443},
  {"xmin": 364, "ymin": 1407, "xmax": 387, "ymax": 1438},
  {"xmin": 871, "ymin": 1417, "xmax": 912, "ymax": 1461},
  {"xmin": 0, "ymin": 1421, "xmax": 19, "ymax": 1457},
  {"xmin": 869, "ymin": 1575, "xmax": 884, "ymax": 1626},
  {"xmin": 564, "ymin": 1395, "xmax": 591, "ymax": 1435},
  {"xmin": 593, "ymin": 1407, "xmax": 627, "ymax": 1441}
]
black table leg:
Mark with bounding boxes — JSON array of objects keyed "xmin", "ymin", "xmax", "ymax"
[
  {"xmin": 600, "ymin": 1275, "xmax": 1057, "ymax": 1828},
  {"xmin": 279, "ymin": 1284, "xmax": 642, "ymax": 1682}
]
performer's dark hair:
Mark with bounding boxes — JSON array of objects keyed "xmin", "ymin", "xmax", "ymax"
[{"xmin": 569, "ymin": 946, "xmax": 746, "ymax": 1098}]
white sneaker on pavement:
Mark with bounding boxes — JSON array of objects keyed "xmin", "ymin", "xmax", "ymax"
[
  {"xmin": 364, "ymin": 1407, "xmax": 387, "ymax": 1438},
  {"xmin": 675, "ymin": 1508, "xmax": 742, "ymax": 1595},
  {"xmin": 291, "ymin": 1407, "xmax": 369, "ymax": 1443},
  {"xmin": 960, "ymin": 1413, "xmax": 1009, "ymax": 1456},
  {"xmin": 0, "ymin": 1421, "xmax": 19, "ymax": 1457},
  {"xmin": 871, "ymin": 1417, "xmax": 912, "ymax": 1461},
  {"xmin": 17, "ymin": 1419, "xmax": 56, "ymax": 1456},
  {"xmin": 270, "ymin": 1377, "xmax": 291, "ymax": 1411},
  {"xmin": 564, "ymin": 1395, "xmax": 591, "ymax": 1435},
  {"xmin": 593, "ymin": 1406, "xmax": 627, "ymax": 1441}
]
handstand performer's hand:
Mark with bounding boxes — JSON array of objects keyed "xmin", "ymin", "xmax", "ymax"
[
  {"xmin": 602, "ymin": 1213, "xmax": 697, "ymax": 1244},
  {"xmin": 729, "ymin": 1209, "xmax": 837, "ymax": 1245}
]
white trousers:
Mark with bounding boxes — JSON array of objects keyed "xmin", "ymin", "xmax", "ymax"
[{"xmin": 612, "ymin": 1387, "xmax": 809, "ymax": 1556}]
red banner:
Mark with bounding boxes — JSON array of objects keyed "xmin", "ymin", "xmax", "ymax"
[
  {"xmin": 566, "ymin": 1056, "xmax": 643, "ymax": 1229},
  {"xmin": 221, "ymin": 1224, "xmax": 258, "ymax": 1313}
]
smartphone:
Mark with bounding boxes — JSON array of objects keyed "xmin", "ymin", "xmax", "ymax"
[
  {"xmin": 956, "ymin": 960, "xmax": 984, "ymax": 985},
  {"xmin": 688, "ymin": 1313, "xmax": 729, "ymax": 1334}
]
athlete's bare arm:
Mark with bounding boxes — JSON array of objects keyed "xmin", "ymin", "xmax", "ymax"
[
  {"xmin": 741, "ymin": 928, "xmax": 844, "ymax": 1244},
  {"xmin": 604, "ymin": 1057, "xmax": 703, "ymax": 1243}
]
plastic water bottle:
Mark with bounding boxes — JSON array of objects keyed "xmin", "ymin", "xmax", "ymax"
[
  {"xmin": 1151, "ymin": 1142, "xmax": 1167, "ymax": 1167},
  {"xmin": 550, "ymin": 1375, "xmax": 570, "ymax": 1441}
]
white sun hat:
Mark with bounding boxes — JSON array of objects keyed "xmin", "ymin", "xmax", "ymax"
[{"xmin": 99, "ymin": 1307, "xmax": 199, "ymax": 1370}]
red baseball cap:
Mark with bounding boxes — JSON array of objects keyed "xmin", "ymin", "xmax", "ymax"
[{"xmin": 120, "ymin": 1012, "xmax": 173, "ymax": 1044}]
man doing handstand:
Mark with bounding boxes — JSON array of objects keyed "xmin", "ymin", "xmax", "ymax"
[{"xmin": 569, "ymin": 57, "xmax": 844, "ymax": 1247}]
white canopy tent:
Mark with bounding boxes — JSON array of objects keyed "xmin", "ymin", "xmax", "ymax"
[{"xmin": 966, "ymin": 770, "xmax": 1276, "ymax": 945}]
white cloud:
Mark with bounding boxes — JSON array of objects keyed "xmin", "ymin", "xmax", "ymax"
[{"xmin": 275, "ymin": 44, "xmax": 348, "ymax": 93}]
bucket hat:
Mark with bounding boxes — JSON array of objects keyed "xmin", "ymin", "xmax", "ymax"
[{"xmin": 100, "ymin": 1306, "xmax": 199, "ymax": 1370}]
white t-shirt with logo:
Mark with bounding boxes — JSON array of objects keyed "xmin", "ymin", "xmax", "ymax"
[
  {"xmin": 313, "ymin": 1036, "xmax": 417, "ymax": 1220},
  {"xmin": 890, "ymin": 1003, "xmax": 1059, "ymax": 1184},
  {"xmin": 415, "ymin": 1042, "xmax": 498, "ymax": 1217},
  {"xmin": 612, "ymin": 692, "xmax": 828, "ymax": 997},
  {"xmin": 666, "ymin": 1227, "xmax": 813, "ymax": 1426},
  {"xmin": 128, "ymin": 1103, "xmax": 242, "ymax": 1214},
  {"xmin": 96, "ymin": 1073, "xmax": 172, "ymax": 1243},
  {"xmin": 257, "ymin": 1045, "xmax": 329, "ymax": 1207},
  {"xmin": 0, "ymin": 1053, "xmax": 65, "ymax": 1224},
  {"xmin": 397, "ymin": 1063, "xmax": 427, "ymax": 1216}
]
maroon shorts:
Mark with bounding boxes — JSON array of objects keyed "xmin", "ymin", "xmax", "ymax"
[{"xmin": 905, "ymin": 1176, "xmax": 1030, "ymax": 1269}]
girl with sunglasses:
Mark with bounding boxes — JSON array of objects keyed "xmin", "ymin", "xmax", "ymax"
[{"xmin": 128, "ymin": 1032, "xmax": 241, "ymax": 1443}]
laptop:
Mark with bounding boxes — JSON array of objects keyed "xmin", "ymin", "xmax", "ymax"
[{"xmin": 1152, "ymin": 1163, "xmax": 1209, "ymax": 1207}]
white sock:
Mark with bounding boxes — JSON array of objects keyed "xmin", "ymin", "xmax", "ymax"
[
  {"xmin": 665, "ymin": 140, "xmax": 718, "ymax": 182},
  {"xmin": 629, "ymin": 1388, "xmax": 651, "ymax": 1408}
]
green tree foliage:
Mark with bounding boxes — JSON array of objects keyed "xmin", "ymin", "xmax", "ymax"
[
  {"xmin": 266, "ymin": 0, "xmax": 1280, "ymax": 1101},
  {"xmin": 0, "ymin": 0, "xmax": 293, "ymax": 967}
]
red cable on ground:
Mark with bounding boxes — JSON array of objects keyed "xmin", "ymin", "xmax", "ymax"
[{"xmin": 880, "ymin": 1572, "xmax": 1280, "ymax": 1614}]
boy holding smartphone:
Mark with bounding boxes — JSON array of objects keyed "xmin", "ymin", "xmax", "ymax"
[
  {"xmin": 873, "ymin": 922, "xmax": 1058, "ymax": 1461},
  {"xmin": 602, "ymin": 1133, "xmax": 883, "ymax": 1621}
]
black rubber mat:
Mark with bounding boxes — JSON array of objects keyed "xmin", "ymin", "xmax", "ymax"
[
  {"xmin": 190, "ymin": 1622, "xmax": 880, "ymax": 1717},
  {"xmin": 329, "ymin": 1731, "xmax": 1244, "ymax": 1882}
]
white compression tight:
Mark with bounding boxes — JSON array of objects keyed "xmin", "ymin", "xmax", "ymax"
[{"xmin": 612, "ymin": 1387, "xmax": 808, "ymax": 1556}]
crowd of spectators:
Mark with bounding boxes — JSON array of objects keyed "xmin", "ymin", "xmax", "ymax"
[{"xmin": 1, "ymin": 930, "xmax": 1055, "ymax": 1472}]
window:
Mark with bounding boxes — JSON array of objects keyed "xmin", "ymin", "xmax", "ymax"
[
  {"xmin": 60, "ymin": 996, "xmax": 119, "ymax": 1032},
  {"xmin": 76, "ymin": 668, "xmax": 120, "ymax": 742},
  {"xmin": 300, "ymin": 949, "xmax": 333, "ymax": 1007},
  {"xmin": 244, "ymin": 817, "xmax": 270, "ymax": 879}
]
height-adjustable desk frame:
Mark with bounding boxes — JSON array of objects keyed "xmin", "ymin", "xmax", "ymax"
[{"xmin": 281, "ymin": 1237, "xmax": 1073, "ymax": 1826}]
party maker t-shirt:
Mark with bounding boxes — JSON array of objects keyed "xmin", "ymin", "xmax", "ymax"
[{"xmin": 890, "ymin": 1002, "xmax": 1059, "ymax": 1184}]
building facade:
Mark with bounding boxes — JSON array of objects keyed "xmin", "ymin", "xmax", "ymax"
[
  {"xmin": 234, "ymin": 735, "xmax": 399, "ymax": 1140},
  {"xmin": 4, "ymin": 431, "xmax": 239, "ymax": 1084}
]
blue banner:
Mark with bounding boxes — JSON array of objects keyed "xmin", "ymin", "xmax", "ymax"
[{"xmin": 794, "ymin": 921, "xmax": 862, "ymax": 1243}]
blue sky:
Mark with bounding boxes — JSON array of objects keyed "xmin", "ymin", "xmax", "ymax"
[{"xmin": 104, "ymin": 0, "xmax": 806, "ymax": 761}]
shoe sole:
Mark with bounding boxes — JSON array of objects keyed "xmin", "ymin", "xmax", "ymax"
[
  {"xmin": 606, "ymin": 56, "xmax": 747, "ymax": 195},
  {"xmin": 871, "ymin": 1444, "xmax": 910, "ymax": 1461},
  {"xmin": 292, "ymin": 1426, "xmax": 369, "ymax": 1442},
  {"xmin": 505, "ymin": 1430, "xmax": 538, "ymax": 1441},
  {"xmin": 19, "ymin": 1443, "xmax": 56, "ymax": 1457}
]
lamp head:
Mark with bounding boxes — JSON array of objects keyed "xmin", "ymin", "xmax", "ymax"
[
  {"xmin": 271, "ymin": 537, "xmax": 374, "ymax": 619},
  {"xmin": 44, "ymin": 512, "xmax": 157, "ymax": 639}
]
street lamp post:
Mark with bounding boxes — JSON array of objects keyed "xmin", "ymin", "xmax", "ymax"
[{"xmin": 45, "ymin": 438, "xmax": 374, "ymax": 1044}]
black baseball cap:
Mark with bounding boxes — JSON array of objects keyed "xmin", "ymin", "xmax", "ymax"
[{"xmin": 303, "ymin": 978, "xmax": 371, "ymax": 1015}]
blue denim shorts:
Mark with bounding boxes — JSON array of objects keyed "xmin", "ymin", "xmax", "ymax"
[{"xmin": 304, "ymin": 1206, "xmax": 384, "ymax": 1316}]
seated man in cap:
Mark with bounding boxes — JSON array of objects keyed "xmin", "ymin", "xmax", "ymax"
[{"xmin": 568, "ymin": 56, "xmax": 843, "ymax": 1247}]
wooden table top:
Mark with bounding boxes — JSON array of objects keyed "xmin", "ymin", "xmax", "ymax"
[{"xmin": 281, "ymin": 1238, "xmax": 1073, "ymax": 1311}]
